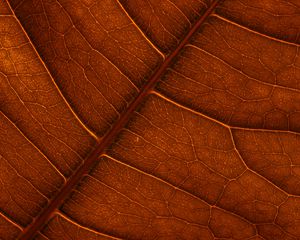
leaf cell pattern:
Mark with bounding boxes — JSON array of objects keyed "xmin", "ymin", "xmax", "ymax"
[{"xmin": 1, "ymin": 0, "xmax": 300, "ymax": 239}]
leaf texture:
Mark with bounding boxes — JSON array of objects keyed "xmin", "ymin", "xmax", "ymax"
[{"xmin": 1, "ymin": 0, "xmax": 300, "ymax": 239}]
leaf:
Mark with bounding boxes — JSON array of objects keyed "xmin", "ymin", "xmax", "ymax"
[{"xmin": 1, "ymin": 0, "xmax": 300, "ymax": 239}]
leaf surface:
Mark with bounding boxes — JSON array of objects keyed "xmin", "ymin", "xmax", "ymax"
[{"xmin": 1, "ymin": 0, "xmax": 300, "ymax": 239}]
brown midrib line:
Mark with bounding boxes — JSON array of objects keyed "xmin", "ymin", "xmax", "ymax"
[{"xmin": 19, "ymin": 1, "xmax": 220, "ymax": 239}]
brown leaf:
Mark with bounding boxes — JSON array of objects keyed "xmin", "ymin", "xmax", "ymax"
[{"xmin": 1, "ymin": 0, "xmax": 300, "ymax": 239}]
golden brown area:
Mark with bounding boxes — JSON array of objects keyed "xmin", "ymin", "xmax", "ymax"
[
  {"xmin": 1, "ymin": 0, "xmax": 300, "ymax": 239},
  {"xmin": 157, "ymin": 16, "xmax": 300, "ymax": 131},
  {"xmin": 8, "ymin": 0, "xmax": 163, "ymax": 135},
  {"xmin": 119, "ymin": 0, "xmax": 213, "ymax": 53},
  {"xmin": 216, "ymin": 0, "xmax": 300, "ymax": 44},
  {"xmin": 35, "ymin": 214, "xmax": 117, "ymax": 240},
  {"xmin": 108, "ymin": 94, "xmax": 246, "ymax": 204}
]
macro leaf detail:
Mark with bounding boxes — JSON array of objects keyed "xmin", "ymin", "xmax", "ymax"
[{"xmin": 1, "ymin": 0, "xmax": 300, "ymax": 239}]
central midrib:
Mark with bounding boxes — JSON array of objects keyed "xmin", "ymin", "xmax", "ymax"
[{"xmin": 19, "ymin": 1, "xmax": 220, "ymax": 239}]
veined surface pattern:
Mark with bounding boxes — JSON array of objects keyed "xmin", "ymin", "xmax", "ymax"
[{"xmin": 1, "ymin": 0, "xmax": 300, "ymax": 239}]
